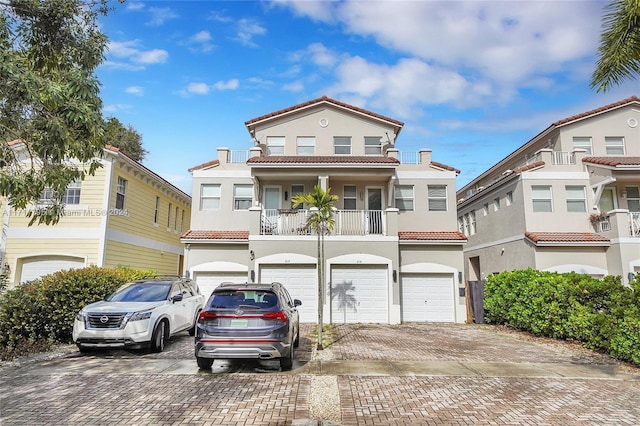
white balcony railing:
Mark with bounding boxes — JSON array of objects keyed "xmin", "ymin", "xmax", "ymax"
[
  {"xmin": 552, "ymin": 151, "xmax": 576, "ymax": 165},
  {"xmin": 261, "ymin": 209, "xmax": 385, "ymax": 236},
  {"xmin": 631, "ymin": 212, "xmax": 640, "ymax": 237},
  {"xmin": 228, "ymin": 150, "xmax": 250, "ymax": 163},
  {"xmin": 397, "ymin": 151, "xmax": 421, "ymax": 164}
]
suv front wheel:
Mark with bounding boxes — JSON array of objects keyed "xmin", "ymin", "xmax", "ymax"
[
  {"xmin": 197, "ymin": 357, "xmax": 214, "ymax": 369},
  {"xmin": 151, "ymin": 320, "xmax": 167, "ymax": 352},
  {"xmin": 280, "ymin": 346, "xmax": 294, "ymax": 371}
]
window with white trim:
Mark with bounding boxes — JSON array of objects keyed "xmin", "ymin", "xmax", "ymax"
[
  {"xmin": 116, "ymin": 177, "xmax": 127, "ymax": 210},
  {"xmin": 470, "ymin": 210, "xmax": 476, "ymax": 234},
  {"xmin": 572, "ymin": 137, "xmax": 592, "ymax": 154},
  {"xmin": 427, "ymin": 185, "xmax": 447, "ymax": 211},
  {"xmin": 266, "ymin": 136, "xmax": 285, "ymax": 155},
  {"xmin": 394, "ymin": 185, "xmax": 414, "ymax": 211},
  {"xmin": 506, "ymin": 191, "xmax": 513, "ymax": 206},
  {"xmin": 494, "ymin": 197, "xmax": 500, "ymax": 212},
  {"xmin": 181, "ymin": 209, "xmax": 185, "ymax": 232},
  {"xmin": 61, "ymin": 180, "xmax": 81, "ymax": 205},
  {"xmin": 458, "ymin": 217, "xmax": 464, "ymax": 234},
  {"xmin": 532, "ymin": 185, "xmax": 552, "ymax": 212},
  {"xmin": 343, "ymin": 185, "xmax": 357, "ymax": 210},
  {"xmin": 605, "ymin": 137, "xmax": 625, "ymax": 155},
  {"xmin": 483, "ymin": 203, "xmax": 489, "ymax": 216},
  {"xmin": 626, "ymin": 186, "xmax": 640, "ymax": 212},
  {"xmin": 234, "ymin": 184, "xmax": 253, "ymax": 210},
  {"xmin": 291, "ymin": 184, "xmax": 305, "ymax": 209},
  {"xmin": 565, "ymin": 186, "xmax": 586, "ymax": 212},
  {"xmin": 167, "ymin": 203, "xmax": 172, "ymax": 227},
  {"xmin": 201, "ymin": 184, "xmax": 221, "ymax": 210},
  {"xmin": 334, "ymin": 137, "xmax": 351, "ymax": 155},
  {"xmin": 174, "ymin": 206, "xmax": 179, "ymax": 230},
  {"xmin": 296, "ymin": 137, "xmax": 315, "ymax": 155},
  {"xmin": 364, "ymin": 137, "xmax": 382, "ymax": 155},
  {"xmin": 154, "ymin": 196, "xmax": 160, "ymax": 224}
]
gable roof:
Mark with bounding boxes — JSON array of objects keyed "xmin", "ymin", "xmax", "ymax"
[
  {"xmin": 553, "ymin": 96, "xmax": 640, "ymax": 127},
  {"xmin": 244, "ymin": 96, "xmax": 404, "ymax": 134}
]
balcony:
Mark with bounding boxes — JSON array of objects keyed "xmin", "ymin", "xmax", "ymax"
[
  {"xmin": 260, "ymin": 209, "xmax": 387, "ymax": 236},
  {"xmin": 592, "ymin": 210, "xmax": 640, "ymax": 238}
]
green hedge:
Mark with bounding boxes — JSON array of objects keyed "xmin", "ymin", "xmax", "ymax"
[
  {"xmin": 484, "ymin": 269, "xmax": 640, "ymax": 366},
  {"xmin": 0, "ymin": 266, "xmax": 156, "ymax": 359}
]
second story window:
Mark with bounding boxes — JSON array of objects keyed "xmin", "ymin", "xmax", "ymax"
[
  {"xmin": 116, "ymin": 177, "xmax": 127, "ymax": 210},
  {"xmin": 470, "ymin": 210, "xmax": 476, "ymax": 234},
  {"xmin": 62, "ymin": 180, "xmax": 81, "ymax": 205},
  {"xmin": 201, "ymin": 184, "xmax": 220, "ymax": 210},
  {"xmin": 334, "ymin": 137, "xmax": 351, "ymax": 155},
  {"xmin": 572, "ymin": 137, "xmax": 592, "ymax": 154},
  {"xmin": 234, "ymin": 184, "xmax": 253, "ymax": 210},
  {"xmin": 625, "ymin": 186, "xmax": 640, "ymax": 212},
  {"xmin": 506, "ymin": 191, "xmax": 513, "ymax": 206},
  {"xmin": 394, "ymin": 185, "xmax": 414, "ymax": 211},
  {"xmin": 266, "ymin": 136, "xmax": 285, "ymax": 155},
  {"xmin": 181, "ymin": 209, "xmax": 185, "ymax": 232},
  {"xmin": 494, "ymin": 197, "xmax": 500, "ymax": 212},
  {"xmin": 343, "ymin": 185, "xmax": 357, "ymax": 210},
  {"xmin": 566, "ymin": 186, "xmax": 586, "ymax": 212},
  {"xmin": 296, "ymin": 137, "xmax": 315, "ymax": 155},
  {"xmin": 605, "ymin": 137, "xmax": 625, "ymax": 155},
  {"xmin": 364, "ymin": 137, "xmax": 382, "ymax": 155},
  {"xmin": 532, "ymin": 185, "xmax": 552, "ymax": 212},
  {"xmin": 174, "ymin": 206, "xmax": 179, "ymax": 230},
  {"xmin": 483, "ymin": 203, "xmax": 489, "ymax": 216},
  {"xmin": 291, "ymin": 184, "xmax": 305, "ymax": 209},
  {"xmin": 154, "ymin": 196, "xmax": 160, "ymax": 224},
  {"xmin": 427, "ymin": 185, "xmax": 447, "ymax": 211},
  {"xmin": 167, "ymin": 203, "xmax": 172, "ymax": 227}
]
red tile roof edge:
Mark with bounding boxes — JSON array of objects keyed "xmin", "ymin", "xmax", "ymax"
[
  {"xmin": 553, "ymin": 96, "xmax": 640, "ymax": 126},
  {"xmin": 189, "ymin": 159, "xmax": 220, "ymax": 172},
  {"xmin": 399, "ymin": 231, "xmax": 467, "ymax": 241},
  {"xmin": 582, "ymin": 156, "xmax": 640, "ymax": 167},
  {"xmin": 430, "ymin": 161, "xmax": 461, "ymax": 174},
  {"xmin": 244, "ymin": 95, "xmax": 404, "ymax": 127},
  {"xmin": 181, "ymin": 230, "xmax": 249, "ymax": 240},
  {"xmin": 525, "ymin": 231, "xmax": 610, "ymax": 244}
]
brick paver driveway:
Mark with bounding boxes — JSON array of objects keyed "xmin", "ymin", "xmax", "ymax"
[{"xmin": 1, "ymin": 323, "xmax": 639, "ymax": 425}]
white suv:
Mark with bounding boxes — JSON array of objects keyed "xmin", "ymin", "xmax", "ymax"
[{"xmin": 73, "ymin": 277, "xmax": 205, "ymax": 352}]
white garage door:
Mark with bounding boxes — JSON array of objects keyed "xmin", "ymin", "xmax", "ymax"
[
  {"xmin": 20, "ymin": 256, "xmax": 85, "ymax": 283},
  {"xmin": 193, "ymin": 272, "xmax": 248, "ymax": 300},
  {"xmin": 330, "ymin": 265, "xmax": 388, "ymax": 324},
  {"xmin": 401, "ymin": 274, "xmax": 455, "ymax": 322},
  {"xmin": 260, "ymin": 265, "xmax": 317, "ymax": 323}
]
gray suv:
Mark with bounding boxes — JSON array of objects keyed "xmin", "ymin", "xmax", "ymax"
[{"xmin": 194, "ymin": 282, "xmax": 301, "ymax": 370}]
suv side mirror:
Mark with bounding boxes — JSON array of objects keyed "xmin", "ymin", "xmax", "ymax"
[{"xmin": 172, "ymin": 293, "xmax": 184, "ymax": 303}]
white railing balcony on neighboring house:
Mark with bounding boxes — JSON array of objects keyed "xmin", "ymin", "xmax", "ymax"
[
  {"xmin": 552, "ymin": 151, "xmax": 576, "ymax": 165},
  {"xmin": 260, "ymin": 209, "xmax": 385, "ymax": 236},
  {"xmin": 228, "ymin": 150, "xmax": 250, "ymax": 163},
  {"xmin": 630, "ymin": 212, "xmax": 640, "ymax": 237},
  {"xmin": 593, "ymin": 217, "xmax": 611, "ymax": 233},
  {"xmin": 398, "ymin": 151, "xmax": 420, "ymax": 164}
]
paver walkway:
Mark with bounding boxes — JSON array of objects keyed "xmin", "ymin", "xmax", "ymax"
[{"xmin": 1, "ymin": 323, "xmax": 638, "ymax": 425}]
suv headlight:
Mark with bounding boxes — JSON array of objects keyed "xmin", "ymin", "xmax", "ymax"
[
  {"xmin": 76, "ymin": 310, "xmax": 85, "ymax": 322},
  {"xmin": 129, "ymin": 309, "xmax": 154, "ymax": 322}
]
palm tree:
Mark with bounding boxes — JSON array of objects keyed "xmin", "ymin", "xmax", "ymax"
[
  {"xmin": 591, "ymin": 0, "xmax": 640, "ymax": 92},
  {"xmin": 292, "ymin": 185, "xmax": 338, "ymax": 350}
]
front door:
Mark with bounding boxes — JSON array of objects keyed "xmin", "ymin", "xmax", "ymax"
[{"xmin": 366, "ymin": 187, "xmax": 383, "ymax": 234}]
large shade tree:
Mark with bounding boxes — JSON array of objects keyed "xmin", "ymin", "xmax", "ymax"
[
  {"xmin": 0, "ymin": 0, "xmax": 111, "ymax": 225},
  {"xmin": 591, "ymin": 0, "xmax": 640, "ymax": 92},
  {"xmin": 292, "ymin": 185, "xmax": 338, "ymax": 350},
  {"xmin": 104, "ymin": 117, "xmax": 148, "ymax": 162}
]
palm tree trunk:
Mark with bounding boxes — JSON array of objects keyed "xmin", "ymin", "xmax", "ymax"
[{"xmin": 317, "ymin": 229, "xmax": 324, "ymax": 350}]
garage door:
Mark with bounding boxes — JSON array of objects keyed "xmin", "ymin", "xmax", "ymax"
[
  {"xmin": 193, "ymin": 272, "xmax": 248, "ymax": 300},
  {"xmin": 260, "ymin": 265, "xmax": 317, "ymax": 323},
  {"xmin": 20, "ymin": 256, "xmax": 85, "ymax": 283},
  {"xmin": 330, "ymin": 265, "xmax": 388, "ymax": 324},
  {"xmin": 401, "ymin": 274, "xmax": 455, "ymax": 322}
]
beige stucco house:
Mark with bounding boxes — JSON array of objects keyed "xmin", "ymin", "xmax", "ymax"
[
  {"xmin": 1, "ymin": 144, "xmax": 191, "ymax": 285},
  {"xmin": 456, "ymin": 96, "xmax": 640, "ymax": 285},
  {"xmin": 182, "ymin": 96, "xmax": 467, "ymax": 324}
]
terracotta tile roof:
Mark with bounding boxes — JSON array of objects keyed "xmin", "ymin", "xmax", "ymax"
[
  {"xmin": 525, "ymin": 232, "xmax": 610, "ymax": 245},
  {"xmin": 582, "ymin": 156, "xmax": 640, "ymax": 167},
  {"xmin": 181, "ymin": 230, "xmax": 249, "ymax": 240},
  {"xmin": 399, "ymin": 231, "xmax": 467, "ymax": 241},
  {"xmin": 245, "ymin": 95, "xmax": 404, "ymax": 127},
  {"xmin": 514, "ymin": 160, "xmax": 545, "ymax": 173},
  {"xmin": 188, "ymin": 159, "xmax": 220, "ymax": 172},
  {"xmin": 247, "ymin": 155, "xmax": 400, "ymax": 165},
  {"xmin": 430, "ymin": 161, "xmax": 461, "ymax": 174},
  {"xmin": 553, "ymin": 96, "xmax": 640, "ymax": 126}
]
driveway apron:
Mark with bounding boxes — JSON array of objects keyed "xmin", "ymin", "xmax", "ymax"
[{"xmin": 1, "ymin": 323, "xmax": 638, "ymax": 425}]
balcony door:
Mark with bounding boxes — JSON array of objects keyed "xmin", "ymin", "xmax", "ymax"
[
  {"xmin": 366, "ymin": 187, "xmax": 383, "ymax": 234},
  {"xmin": 263, "ymin": 187, "xmax": 281, "ymax": 233}
]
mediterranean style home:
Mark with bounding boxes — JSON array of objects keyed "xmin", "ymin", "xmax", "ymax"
[
  {"xmin": 182, "ymin": 96, "xmax": 468, "ymax": 324},
  {"xmin": 457, "ymin": 96, "xmax": 640, "ymax": 285},
  {"xmin": 1, "ymin": 143, "xmax": 191, "ymax": 286}
]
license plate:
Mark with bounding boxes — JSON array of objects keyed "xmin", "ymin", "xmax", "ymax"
[{"xmin": 230, "ymin": 319, "xmax": 249, "ymax": 328}]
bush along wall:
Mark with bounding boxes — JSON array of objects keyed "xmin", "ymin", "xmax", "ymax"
[
  {"xmin": 0, "ymin": 266, "xmax": 157, "ymax": 360},
  {"xmin": 484, "ymin": 269, "xmax": 640, "ymax": 366}
]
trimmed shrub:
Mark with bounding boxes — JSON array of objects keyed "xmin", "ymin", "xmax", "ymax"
[
  {"xmin": 484, "ymin": 269, "xmax": 639, "ymax": 366},
  {"xmin": 0, "ymin": 266, "xmax": 157, "ymax": 359}
]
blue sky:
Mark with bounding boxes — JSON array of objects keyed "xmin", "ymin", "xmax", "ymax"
[{"xmin": 97, "ymin": 0, "xmax": 639, "ymax": 195}]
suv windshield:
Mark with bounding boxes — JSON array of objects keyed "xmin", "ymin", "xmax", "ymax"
[
  {"xmin": 210, "ymin": 290, "xmax": 278, "ymax": 310},
  {"xmin": 107, "ymin": 281, "xmax": 172, "ymax": 302}
]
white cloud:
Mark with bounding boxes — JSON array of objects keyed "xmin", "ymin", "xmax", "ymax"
[
  {"xmin": 235, "ymin": 18, "xmax": 267, "ymax": 46},
  {"xmin": 188, "ymin": 82, "xmax": 211, "ymax": 95},
  {"xmin": 103, "ymin": 103, "xmax": 133, "ymax": 114},
  {"xmin": 192, "ymin": 30, "xmax": 212, "ymax": 43},
  {"xmin": 270, "ymin": 0, "xmax": 335, "ymax": 23},
  {"xmin": 282, "ymin": 81, "xmax": 304, "ymax": 92},
  {"xmin": 188, "ymin": 30, "xmax": 215, "ymax": 53},
  {"xmin": 135, "ymin": 49, "xmax": 169, "ymax": 64},
  {"xmin": 213, "ymin": 79, "xmax": 239, "ymax": 90},
  {"xmin": 146, "ymin": 7, "xmax": 179, "ymax": 27},
  {"xmin": 125, "ymin": 86, "xmax": 144, "ymax": 96},
  {"xmin": 106, "ymin": 41, "xmax": 168, "ymax": 68}
]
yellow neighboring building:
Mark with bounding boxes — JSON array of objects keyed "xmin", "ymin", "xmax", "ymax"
[{"xmin": 1, "ymin": 145, "xmax": 191, "ymax": 286}]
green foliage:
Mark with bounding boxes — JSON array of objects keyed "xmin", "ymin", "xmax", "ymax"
[
  {"xmin": 484, "ymin": 269, "xmax": 640, "ymax": 366},
  {"xmin": 104, "ymin": 117, "xmax": 148, "ymax": 162},
  {"xmin": 0, "ymin": 265, "xmax": 157, "ymax": 360},
  {"xmin": 0, "ymin": 0, "xmax": 111, "ymax": 225}
]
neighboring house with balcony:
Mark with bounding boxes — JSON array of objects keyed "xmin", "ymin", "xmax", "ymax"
[
  {"xmin": 182, "ymin": 96, "xmax": 467, "ymax": 324},
  {"xmin": 1, "ymin": 143, "xmax": 191, "ymax": 286},
  {"xmin": 456, "ymin": 96, "xmax": 640, "ymax": 285}
]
